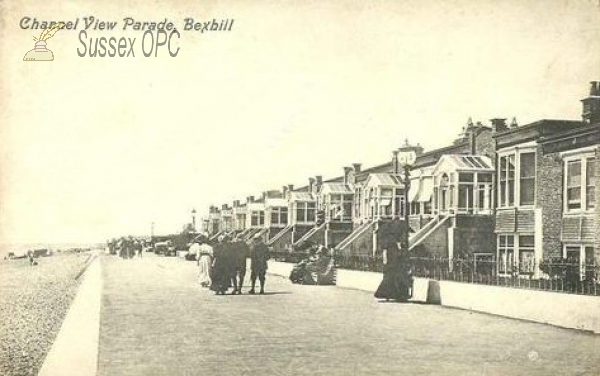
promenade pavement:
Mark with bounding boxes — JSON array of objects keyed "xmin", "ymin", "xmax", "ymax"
[{"xmin": 97, "ymin": 253, "xmax": 600, "ymax": 376}]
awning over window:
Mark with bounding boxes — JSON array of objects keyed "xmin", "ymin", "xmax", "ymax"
[
  {"xmin": 408, "ymin": 179, "xmax": 420, "ymax": 202},
  {"xmin": 416, "ymin": 177, "xmax": 434, "ymax": 202}
]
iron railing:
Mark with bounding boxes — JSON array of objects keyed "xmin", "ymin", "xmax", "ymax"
[{"xmin": 270, "ymin": 250, "xmax": 600, "ymax": 296}]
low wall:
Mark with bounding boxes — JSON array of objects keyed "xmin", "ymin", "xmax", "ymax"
[
  {"xmin": 436, "ymin": 280, "xmax": 600, "ymax": 334},
  {"xmin": 267, "ymin": 261, "xmax": 294, "ymax": 279}
]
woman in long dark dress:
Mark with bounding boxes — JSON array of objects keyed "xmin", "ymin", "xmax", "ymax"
[
  {"xmin": 374, "ymin": 242, "xmax": 411, "ymax": 302},
  {"xmin": 210, "ymin": 238, "xmax": 232, "ymax": 295}
]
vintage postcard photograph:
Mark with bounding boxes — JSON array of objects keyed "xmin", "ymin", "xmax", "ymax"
[{"xmin": 1, "ymin": 0, "xmax": 599, "ymax": 375}]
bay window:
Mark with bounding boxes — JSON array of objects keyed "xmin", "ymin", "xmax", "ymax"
[{"xmin": 498, "ymin": 151, "xmax": 534, "ymax": 207}]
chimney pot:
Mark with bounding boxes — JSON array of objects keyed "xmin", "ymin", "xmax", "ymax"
[
  {"xmin": 490, "ymin": 118, "xmax": 508, "ymax": 133},
  {"xmin": 352, "ymin": 163, "xmax": 362, "ymax": 173},
  {"xmin": 315, "ymin": 176, "xmax": 323, "ymax": 185},
  {"xmin": 392, "ymin": 150, "xmax": 399, "ymax": 173},
  {"xmin": 591, "ymin": 81, "xmax": 600, "ymax": 96}
]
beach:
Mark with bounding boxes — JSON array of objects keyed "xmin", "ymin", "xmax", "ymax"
[{"xmin": 0, "ymin": 252, "xmax": 91, "ymax": 376}]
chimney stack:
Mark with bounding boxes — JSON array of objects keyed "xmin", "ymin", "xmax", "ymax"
[
  {"xmin": 248, "ymin": 195, "xmax": 255, "ymax": 203},
  {"xmin": 315, "ymin": 175, "xmax": 323, "ymax": 188},
  {"xmin": 490, "ymin": 118, "xmax": 508, "ymax": 133},
  {"xmin": 308, "ymin": 177, "xmax": 315, "ymax": 193},
  {"xmin": 343, "ymin": 167, "xmax": 352, "ymax": 184},
  {"xmin": 287, "ymin": 184, "xmax": 294, "ymax": 192},
  {"xmin": 582, "ymin": 81, "xmax": 600, "ymax": 124},
  {"xmin": 590, "ymin": 81, "xmax": 600, "ymax": 96},
  {"xmin": 392, "ymin": 150, "xmax": 399, "ymax": 174},
  {"xmin": 233, "ymin": 200, "xmax": 240, "ymax": 207},
  {"xmin": 352, "ymin": 163, "xmax": 362, "ymax": 173}
]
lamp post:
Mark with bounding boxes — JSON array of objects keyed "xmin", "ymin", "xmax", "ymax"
[
  {"xmin": 191, "ymin": 208, "xmax": 197, "ymax": 232},
  {"xmin": 402, "ymin": 164, "xmax": 411, "ymax": 252}
]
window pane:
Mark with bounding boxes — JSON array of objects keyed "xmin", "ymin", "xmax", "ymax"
[
  {"xmin": 307, "ymin": 209, "xmax": 315, "ymax": 222},
  {"xmin": 508, "ymin": 180, "xmax": 515, "ymax": 206},
  {"xmin": 519, "ymin": 250, "xmax": 535, "ymax": 274},
  {"xmin": 587, "ymin": 158, "xmax": 595, "ymax": 209},
  {"xmin": 520, "ymin": 153, "xmax": 535, "ymax": 178},
  {"xmin": 459, "ymin": 173, "xmax": 474, "ymax": 182},
  {"xmin": 520, "ymin": 178, "xmax": 535, "ymax": 206},
  {"xmin": 478, "ymin": 173, "xmax": 493, "ymax": 183},
  {"xmin": 271, "ymin": 213, "xmax": 279, "ymax": 224},
  {"xmin": 519, "ymin": 235, "xmax": 534, "ymax": 248},
  {"xmin": 567, "ymin": 161, "xmax": 582, "ymax": 187},
  {"xmin": 506, "ymin": 235, "xmax": 514, "ymax": 247}
]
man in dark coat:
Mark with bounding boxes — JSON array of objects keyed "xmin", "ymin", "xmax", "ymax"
[{"xmin": 249, "ymin": 234, "xmax": 270, "ymax": 294}]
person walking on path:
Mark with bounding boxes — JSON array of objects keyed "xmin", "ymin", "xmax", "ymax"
[
  {"xmin": 249, "ymin": 234, "xmax": 270, "ymax": 294},
  {"xmin": 374, "ymin": 241, "xmax": 411, "ymax": 302},
  {"xmin": 196, "ymin": 237, "xmax": 214, "ymax": 288}
]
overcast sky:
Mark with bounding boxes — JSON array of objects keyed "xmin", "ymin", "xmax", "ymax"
[{"xmin": 1, "ymin": 0, "xmax": 599, "ymax": 243}]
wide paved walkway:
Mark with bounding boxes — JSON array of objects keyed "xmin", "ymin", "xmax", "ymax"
[{"xmin": 97, "ymin": 253, "xmax": 600, "ymax": 376}]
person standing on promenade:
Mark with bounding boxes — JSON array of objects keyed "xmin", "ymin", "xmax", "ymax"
[
  {"xmin": 249, "ymin": 233, "xmax": 270, "ymax": 295},
  {"xmin": 210, "ymin": 235, "xmax": 232, "ymax": 295},
  {"xmin": 197, "ymin": 237, "xmax": 214, "ymax": 288},
  {"xmin": 374, "ymin": 241, "xmax": 410, "ymax": 302}
]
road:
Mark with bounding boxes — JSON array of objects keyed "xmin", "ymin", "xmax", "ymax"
[{"xmin": 97, "ymin": 253, "xmax": 600, "ymax": 376}]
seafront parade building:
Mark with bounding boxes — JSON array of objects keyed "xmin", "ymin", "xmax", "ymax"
[{"xmin": 201, "ymin": 82, "xmax": 600, "ymax": 281}]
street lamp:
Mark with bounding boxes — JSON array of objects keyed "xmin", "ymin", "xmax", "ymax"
[
  {"xmin": 191, "ymin": 208, "xmax": 197, "ymax": 232},
  {"xmin": 402, "ymin": 164, "xmax": 411, "ymax": 252}
]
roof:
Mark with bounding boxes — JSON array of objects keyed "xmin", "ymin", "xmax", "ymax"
[
  {"xmin": 265, "ymin": 198, "xmax": 287, "ymax": 208},
  {"xmin": 247, "ymin": 202, "xmax": 265, "ymax": 211},
  {"xmin": 409, "ymin": 176, "xmax": 434, "ymax": 202},
  {"xmin": 320, "ymin": 182, "xmax": 354, "ymax": 195},
  {"xmin": 289, "ymin": 191, "xmax": 315, "ymax": 202},
  {"xmin": 364, "ymin": 173, "xmax": 404, "ymax": 188},
  {"xmin": 432, "ymin": 154, "xmax": 494, "ymax": 176}
]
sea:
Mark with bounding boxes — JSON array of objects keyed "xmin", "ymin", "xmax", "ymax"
[{"xmin": 0, "ymin": 242, "xmax": 105, "ymax": 259}]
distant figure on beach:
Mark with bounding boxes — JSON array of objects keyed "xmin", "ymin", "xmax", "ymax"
[
  {"xmin": 249, "ymin": 233, "xmax": 270, "ymax": 294},
  {"xmin": 27, "ymin": 250, "xmax": 36, "ymax": 266}
]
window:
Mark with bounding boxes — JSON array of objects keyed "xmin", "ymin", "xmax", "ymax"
[
  {"xmin": 564, "ymin": 245, "xmax": 595, "ymax": 281},
  {"xmin": 270, "ymin": 207, "xmax": 288, "ymax": 226},
  {"xmin": 565, "ymin": 156, "xmax": 595, "ymax": 212},
  {"xmin": 498, "ymin": 235, "xmax": 514, "ymax": 274},
  {"xmin": 518, "ymin": 235, "xmax": 535, "ymax": 275},
  {"xmin": 251, "ymin": 211, "xmax": 265, "ymax": 226},
  {"xmin": 499, "ymin": 151, "xmax": 535, "ymax": 207},
  {"xmin": 519, "ymin": 153, "xmax": 535, "ymax": 206},
  {"xmin": 296, "ymin": 202, "xmax": 315, "ymax": 223},
  {"xmin": 499, "ymin": 154, "xmax": 516, "ymax": 207},
  {"xmin": 424, "ymin": 199, "xmax": 432, "ymax": 215},
  {"xmin": 586, "ymin": 158, "xmax": 595, "ymax": 210},
  {"xmin": 567, "ymin": 160, "xmax": 582, "ymax": 210}
]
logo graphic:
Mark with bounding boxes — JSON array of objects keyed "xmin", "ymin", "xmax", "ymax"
[{"xmin": 23, "ymin": 22, "xmax": 65, "ymax": 61}]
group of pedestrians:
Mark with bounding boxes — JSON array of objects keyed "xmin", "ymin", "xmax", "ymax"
[
  {"xmin": 109, "ymin": 237, "xmax": 146, "ymax": 259},
  {"xmin": 189, "ymin": 233, "xmax": 270, "ymax": 295}
]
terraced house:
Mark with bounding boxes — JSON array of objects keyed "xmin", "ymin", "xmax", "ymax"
[{"xmin": 203, "ymin": 81, "xmax": 600, "ymax": 278}]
